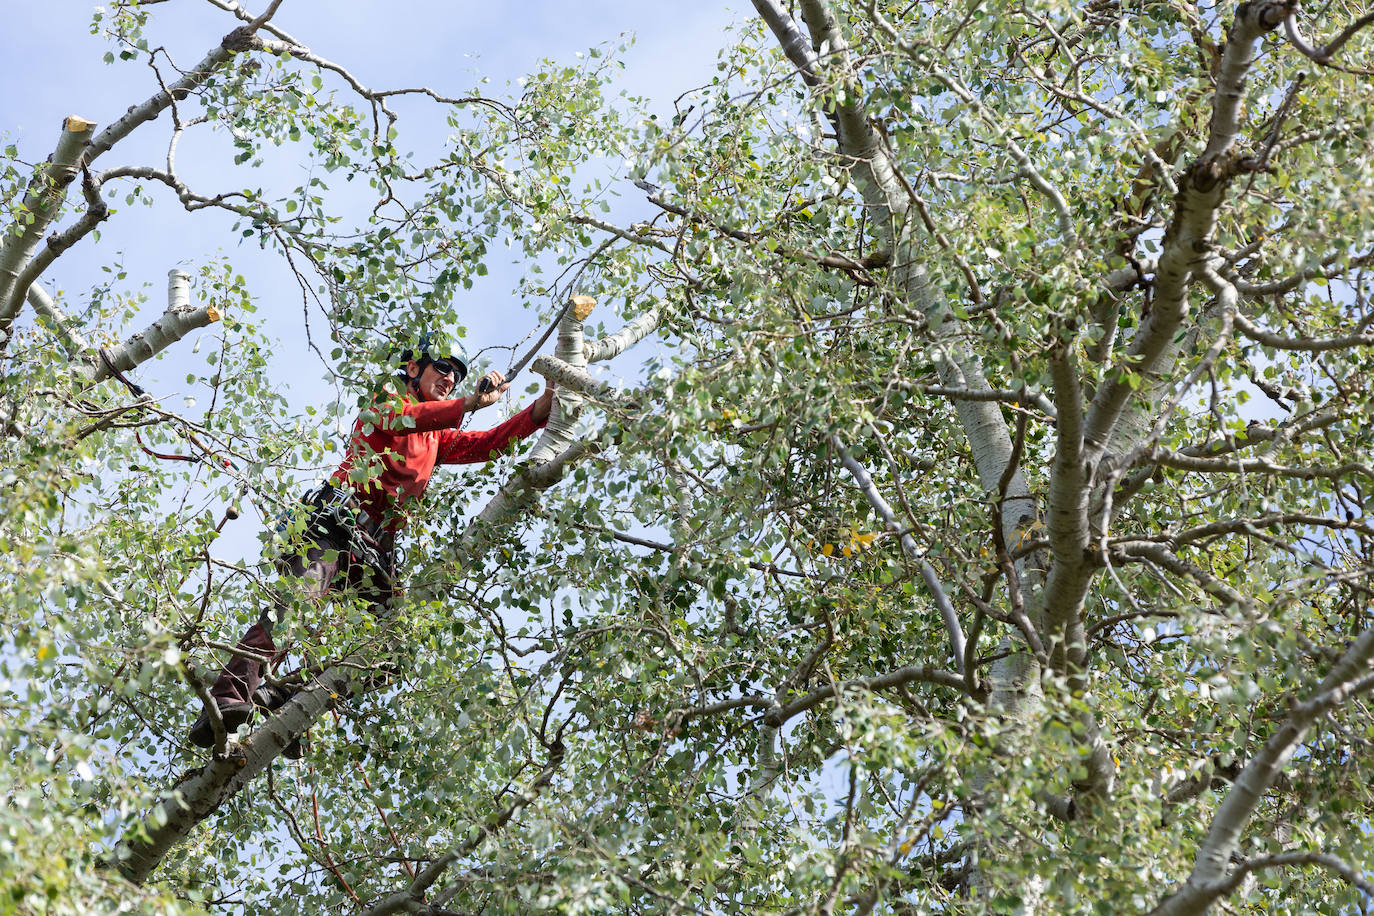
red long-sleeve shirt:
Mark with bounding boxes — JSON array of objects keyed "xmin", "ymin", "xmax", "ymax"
[{"xmin": 331, "ymin": 392, "xmax": 546, "ymax": 530}]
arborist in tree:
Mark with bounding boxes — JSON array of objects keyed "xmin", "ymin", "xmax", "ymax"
[{"xmin": 189, "ymin": 331, "xmax": 555, "ymax": 755}]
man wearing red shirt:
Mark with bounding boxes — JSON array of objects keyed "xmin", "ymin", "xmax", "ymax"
[{"xmin": 189, "ymin": 344, "xmax": 553, "ymax": 751}]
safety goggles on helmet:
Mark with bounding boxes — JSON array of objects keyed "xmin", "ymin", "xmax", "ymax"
[{"xmin": 427, "ymin": 357, "xmax": 465, "ymax": 380}]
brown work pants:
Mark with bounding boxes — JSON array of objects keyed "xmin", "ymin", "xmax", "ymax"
[{"xmin": 207, "ymin": 529, "xmax": 395, "ymax": 708}]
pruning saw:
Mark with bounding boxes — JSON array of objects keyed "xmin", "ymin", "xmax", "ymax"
[{"xmin": 477, "ymin": 294, "xmax": 595, "ymax": 393}]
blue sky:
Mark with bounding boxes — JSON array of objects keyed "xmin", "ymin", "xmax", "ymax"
[
  {"xmin": 0, "ymin": 0, "xmax": 742, "ymax": 385},
  {"xmin": 1, "ymin": 0, "xmax": 742, "ymax": 512},
  {"xmin": 0, "ymin": 0, "xmax": 747, "ymax": 570}
]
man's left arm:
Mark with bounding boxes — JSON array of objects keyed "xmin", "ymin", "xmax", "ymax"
[{"xmin": 437, "ymin": 382, "xmax": 554, "ymax": 465}]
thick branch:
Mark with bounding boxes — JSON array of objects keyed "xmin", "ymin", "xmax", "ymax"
[
  {"xmin": 757, "ymin": 0, "xmax": 1037, "ymax": 558},
  {"xmin": 1041, "ymin": 350, "xmax": 1091, "ymax": 672},
  {"xmin": 863, "ymin": 2, "xmax": 1076, "ymax": 242},
  {"xmin": 1150, "ymin": 625, "xmax": 1374, "ymax": 915},
  {"xmin": 749, "ymin": 0, "xmax": 822, "ymax": 85},
  {"xmin": 27, "ymin": 282, "xmax": 91, "ymax": 355},
  {"xmin": 525, "ymin": 299, "xmax": 592, "ymax": 465},
  {"xmin": 531, "ymin": 355, "xmax": 620, "ymax": 402},
  {"xmin": 584, "ymin": 308, "xmax": 660, "ymax": 363},
  {"xmin": 90, "ymin": 270, "xmax": 222, "ymax": 382},
  {"xmin": 10, "ymin": 168, "xmax": 110, "ymax": 315},
  {"xmin": 1037, "ymin": 350, "xmax": 1117, "ymax": 803},
  {"xmin": 0, "ymin": 117, "xmax": 95, "ymax": 339},
  {"xmin": 115, "ymin": 664, "xmax": 352, "ymax": 882},
  {"xmin": 1083, "ymin": 0, "xmax": 1287, "ymax": 460}
]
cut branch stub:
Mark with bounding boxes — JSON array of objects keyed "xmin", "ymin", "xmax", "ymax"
[
  {"xmin": 90, "ymin": 270, "xmax": 222, "ymax": 383},
  {"xmin": 0, "ymin": 116, "xmax": 96, "ymax": 339},
  {"xmin": 526, "ymin": 296, "xmax": 593, "ymax": 466}
]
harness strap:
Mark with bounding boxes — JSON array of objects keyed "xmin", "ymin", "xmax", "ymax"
[{"xmin": 303, "ymin": 484, "xmax": 394, "ymax": 583}]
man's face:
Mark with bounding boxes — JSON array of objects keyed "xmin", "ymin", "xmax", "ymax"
[{"xmin": 407, "ymin": 359, "xmax": 458, "ymax": 402}]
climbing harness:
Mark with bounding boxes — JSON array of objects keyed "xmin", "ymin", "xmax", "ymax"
[{"xmin": 273, "ymin": 483, "xmax": 395, "ymax": 588}]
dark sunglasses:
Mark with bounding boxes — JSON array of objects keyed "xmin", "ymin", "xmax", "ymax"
[{"xmin": 427, "ymin": 358, "xmax": 466, "ymax": 381}]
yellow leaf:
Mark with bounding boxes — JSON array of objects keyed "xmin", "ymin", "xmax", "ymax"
[
  {"xmin": 821, "ymin": 543, "xmax": 834, "ymax": 557},
  {"xmin": 36, "ymin": 645, "xmax": 52, "ymax": 661}
]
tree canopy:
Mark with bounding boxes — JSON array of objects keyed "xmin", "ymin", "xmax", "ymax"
[{"xmin": 3, "ymin": 0, "xmax": 1374, "ymax": 913}]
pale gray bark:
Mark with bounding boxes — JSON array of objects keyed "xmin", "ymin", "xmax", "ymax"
[
  {"xmin": 88, "ymin": 270, "xmax": 222, "ymax": 383},
  {"xmin": 461, "ymin": 300, "xmax": 594, "ymax": 538},
  {"xmin": 0, "ymin": 117, "xmax": 94, "ymax": 341},
  {"xmin": 530, "ymin": 354, "xmax": 620, "ymax": 403},
  {"xmin": 2, "ymin": 271, "xmax": 219, "ymax": 440},
  {"xmin": 115, "ymin": 664, "xmax": 351, "ymax": 883},
  {"xmin": 1084, "ymin": 1, "xmax": 1284, "ymax": 465},
  {"xmin": 750, "ymin": 0, "xmax": 821, "ymax": 86},
  {"xmin": 753, "ymin": 8, "xmax": 1049, "ymax": 903},
  {"xmin": 1041, "ymin": 350, "xmax": 1092, "ymax": 675},
  {"xmin": 755, "ymin": 0, "xmax": 1038, "ymax": 597},
  {"xmin": 1039, "ymin": 351, "xmax": 1116, "ymax": 803},
  {"xmin": 27, "ymin": 270, "xmax": 219, "ymax": 383},
  {"xmin": 765, "ymin": 0, "xmax": 1044, "ymax": 728},
  {"xmin": 525, "ymin": 301, "xmax": 593, "ymax": 465},
  {"xmin": 750, "ymin": 722, "xmax": 783, "ymax": 797},
  {"xmin": 1149, "ymin": 626, "xmax": 1374, "ymax": 915},
  {"xmin": 584, "ymin": 308, "xmax": 660, "ymax": 363},
  {"xmin": 27, "ymin": 282, "xmax": 91, "ymax": 356}
]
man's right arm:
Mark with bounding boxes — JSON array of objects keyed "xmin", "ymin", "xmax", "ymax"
[{"xmin": 395, "ymin": 397, "xmax": 468, "ymax": 433}]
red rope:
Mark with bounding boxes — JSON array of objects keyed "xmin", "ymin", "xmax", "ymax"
[{"xmin": 134, "ymin": 431, "xmax": 197, "ymax": 463}]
